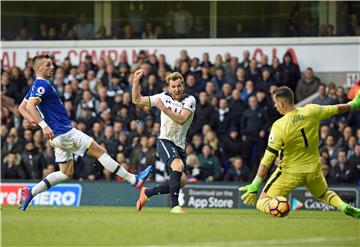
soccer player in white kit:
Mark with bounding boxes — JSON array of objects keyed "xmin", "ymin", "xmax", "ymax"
[
  {"xmin": 18, "ymin": 55, "xmax": 152, "ymax": 211},
  {"xmin": 132, "ymin": 69, "xmax": 196, "ymax": 214}
]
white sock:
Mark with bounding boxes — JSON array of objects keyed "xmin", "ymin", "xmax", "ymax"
[
  {"xmin": 98, "ymin": 153, "xmax": 136, "ymax": 185},
  {"xmin": 31, "ymin": 171, "xmax": 70, "ymax": 196}
]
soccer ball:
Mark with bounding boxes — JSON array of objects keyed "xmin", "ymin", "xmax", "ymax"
[{"xmin": 268, "ymin": 196, "xmax": 290, "ymax": 217}]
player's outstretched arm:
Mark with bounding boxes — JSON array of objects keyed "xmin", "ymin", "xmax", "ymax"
[
  {"xmin": 239, "ymin": 164, "xmax": 269, "ymax": 205},
  {"xmin": 26, "ymin": 97, "xmax": 54, "ymax": 140},
  {"xmin": 131, "ymin": 69, "xmax": 151, "ymax": 107}
]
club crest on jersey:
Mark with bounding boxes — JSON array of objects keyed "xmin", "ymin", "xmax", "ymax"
[
  {"xmin": 37, "ymin": 86, "xmax": 45, "ymax": 95},
  {"xmin": 269, "ymin": 133, "xmax": 275, "ymax": 142}
]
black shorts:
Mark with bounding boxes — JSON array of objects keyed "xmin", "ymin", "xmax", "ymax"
[{"xmin": 156, "ymin": 139, "xmax": 186, "ymax": 169}]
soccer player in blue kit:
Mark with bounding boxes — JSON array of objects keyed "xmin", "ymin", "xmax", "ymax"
[{"xmin": 18, "ymin": 55, "xmax": 152, "ymax": 211}]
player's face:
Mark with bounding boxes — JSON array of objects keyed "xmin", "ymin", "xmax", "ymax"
[
  {"xmin": 39, "ymin": 59, "xmax": 54, "ymax": 79},
  {"xmin": 168, "ymin": 79, "xmax": 185, "ymax": 101}
]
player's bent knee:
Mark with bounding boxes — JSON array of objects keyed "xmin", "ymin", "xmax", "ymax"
[
  {"xmin": 87, "ymin": 141, "xmax": 106, "ymax": 158},
  {"xmin": 171, "ymin": 159, "xmax": 184, "ymax": 172}
]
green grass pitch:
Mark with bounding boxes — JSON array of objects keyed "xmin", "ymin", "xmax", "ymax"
[{"xmin": 2, "ymin": 206, "xmax": 359, "ymax": 247}]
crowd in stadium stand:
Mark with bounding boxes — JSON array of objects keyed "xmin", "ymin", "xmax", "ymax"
[
  {"xmin": 1, "ymin": 50, "xmax": 360, "ymax": 185},
  {"xmin": 8, "ymin": 9, "xmax": 360, "ymax": 41}
]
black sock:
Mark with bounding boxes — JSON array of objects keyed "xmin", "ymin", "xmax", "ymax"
[
  {"xmin": 169, "ymin": 171, "xmax": 182, "ymax": 208},
  {"xmin": 145, "ymin": 180, "xmax": 170, "ymax": 198}
]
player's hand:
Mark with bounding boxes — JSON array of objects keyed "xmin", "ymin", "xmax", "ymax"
[
  {"xmin": 155, "ymin": 98, "xmax": 166, "ymax": 112},
  {"xmin": 133, "ymin": 69, "xmax": 144, "ymax": 83},
  {"xmin": 239, "ymin": 177, "xmax": 262, "ymax": 206},
  {"xmin": 239, "ymin": 183, "xmax": 259, "ymax": 205},
  {"xmin": 42, "ymin": 126, "xmax": 54, "ymax": 140},
  {"xmin": 348, "ymin": 90, "xmax": 360, "ymax": 110},
  {"xmin": 241, "ymin": 192, "xmax": 257, "ymax": 205}
]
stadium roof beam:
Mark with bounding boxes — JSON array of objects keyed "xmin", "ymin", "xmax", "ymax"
[
  {"xmin": 94, "ymin": 1, "xmax": 112, "ymax": 36},
  {"xmin": 210, "ymin": 1, "xmax": 217, "ymax": 38}
]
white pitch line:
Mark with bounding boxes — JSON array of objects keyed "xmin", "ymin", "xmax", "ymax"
[{"xmin": 134, "ymin": 236, "xmax": 359, "ymax": 247}]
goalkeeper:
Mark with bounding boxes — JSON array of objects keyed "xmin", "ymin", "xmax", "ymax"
[{"xmin": 239, "ymin": 86, "xmax": 360, "ymax": 218}]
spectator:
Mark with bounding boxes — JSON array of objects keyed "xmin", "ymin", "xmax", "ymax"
[
  {"xmin": 197, "ymin": 144, "xmax": 222, "ymax": 182},
  {"xmin": 335, "ymin": 86, "xmax": 349, "ymax": 104},
  {"xmin": 1, "ymin": 152, "xmax": 26, "ymax": 179},
  {"xmin": 271, "ymin": 57, "xmax": 283, "ymax": 83},
  {"xmin": 232, "ymin": 67, "xmax": 247, "ymax": 87},
  {"xmin": 185, "ymin": 73, "xmax": 202, "ymax": 98},
  {"xmin": 256, "ymin": 68, "xmax": 275, "ymax": 93},
  {"xmin": 348, "ymin": 144, "xmax": 360, "ymax": 183},
  {"xmin": 35, "ymin": 23, "xmax": 48, "ymax": 40},
  {"xmin": 228, "ymin": 88, "xmax": 247, "ymax": 130},
  {"xmin": 186, "ymin": 153, "xmax": 201, "ymax": 181},
  {"xmin": 21, "ymin": 141, "xmax": 47, "ymax": 179},
  {"xmin": 2, "ymin": 134, "xmax": 22, "ymax": 156},
  {"xmin": 130, "ymin": 135, "xmax": 156, "ymax": 171},
  {"xmin": 214, "ymin": 98, "xmax": 232, "ymax": 137},
  {"xmin": 141, "ymin": 21, "xmax": 156, "ymax": 39},
  {"xmin": 241, "ymin": 96, "xmax": 269, "ymax": 168},
  {"xmin": 223, "ymin": 156, "xmax": 250, "ymax": 182},
  {"xmin": 200, "ymin": 52, "xmax": 213, "ymax": 68},
  {"xmin": 158, "ymin": 54, "xmax": 172, "ymax": 72},
  {"xmin": 329, "ymin": 149, "xmax": 355, "ymax": 183},
  {"xmin": 282, "ymin": 52, "xmax": 301, "ymax": 96},
  {"xmin": 190, "ymin": 57, "xmax": 202, "ymax": 80},
  {"xmin": 2, "ymin": 71, "xmax": 19, "ymax": 104},
  {"xmin": 247, "ymin": 59, "xmax": 260, "ymax": 83},
  {"xmin": 58, "ymin": 22, "xmax": 69, "ymax": 40},
  {"xmin": 313, "ymin": 83, "xmax": 337, "ymax": 105},
  {"xmin": 204, "ymin": 130, "xmax": 222, "ymax": 158},
  {"xmin": 239, "ymin": 50, "xmax": 251, "ymax": 70},
  {"xmin": 259, "ymin": 55, "xmax": 271, "ymax": 72},
  {"xmin": 324, "ymin": 134, "xmax": 339, "ymax": 164},
  {"xmin": 222, "ymin": 127, "xmax": 243, "ymax": 160},
  {"xmin": 240, "ymin": 80, "xmax": 256, "ymax": 103},
  {"xmin": 95, "ymin": 25, "xmax": 111, "ymax": 39},
  {"xmin": 190, "ymin": 91, "xmax": 216, "ymax": 137},
  {"xmin": 15, "ymin": 27, "xmax": 32, "ymax": 40},
  {"xmin": 296, "ymin": 67, "xmax": 321, "ymax": 102},
  {"xmin": 47, "ymin": 27, "xmax": 58, "ymax": 40},
  {"xmin": 173, "ymin": 2, "xmax": 193, "ymax": 38},
  {"xmin": 192, "ymin": 17, "xmax": 208, "ymax": 38},
  {"xmin": 73, "ymin": 13, "xmax": 94, "ymax": 39}
]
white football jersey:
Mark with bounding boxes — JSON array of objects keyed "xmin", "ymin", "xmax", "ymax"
[{"xmin": 150, "ymin": 92, "xmax": 196, "ymax": 149}]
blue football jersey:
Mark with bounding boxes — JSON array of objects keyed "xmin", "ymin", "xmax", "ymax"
[{"xmin": 24, "ymin": 78, "xmax": 72, "ymax": 136}]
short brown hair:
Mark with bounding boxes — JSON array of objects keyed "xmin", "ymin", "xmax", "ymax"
[
  {"xmin": 165, "ymin": 72, "xmax": 184, "ymax": 87},
  {"xmin": 32, "ymin": 54, "xmax": 50, "ymax": 70},
  {"xmin": 273, "ymin": 86, "xmax": 294, "ymax": 105}
]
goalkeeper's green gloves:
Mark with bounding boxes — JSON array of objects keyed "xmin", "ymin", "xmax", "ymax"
[
  {"xmin": 348, "ymin": 90, "xmax": 360, "ymax": 110},
  {"xmin": 239, "ymin": 176, "xmax": 262, "ymax": 206}
]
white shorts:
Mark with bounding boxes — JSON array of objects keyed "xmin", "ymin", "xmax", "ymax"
[{"xmin": 50, "ymin": 128, "xmax": 93, "ymax": 163}]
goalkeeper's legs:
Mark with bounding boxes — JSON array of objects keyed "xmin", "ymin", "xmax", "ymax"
[
  {"xmin": 306, "ymin": 173, "xmax": 360, "ymax": 219},
  {"xmin": 318, "ymin": 190, "xmax": 360, "ymax": 219},
  {"xmin": 256, "ymin": 170, "xmax": 299, "ymax": 215},
  {"xmin": 256, "ymin": 193, "xmax": 272, "ymax": 214}
]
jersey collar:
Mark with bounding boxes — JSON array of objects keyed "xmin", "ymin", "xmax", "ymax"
[
  {"xmin": 36, "ymin": 76, "xmax": 50, "ymax": 83},
  {"xmin": 165, "ymin": 92, "xmax": 186, "ymax": 102}
]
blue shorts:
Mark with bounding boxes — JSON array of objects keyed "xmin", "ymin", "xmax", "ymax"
[{"xmin": 156, "ymin": 139, "xmax": 186, "ymax": 168}]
